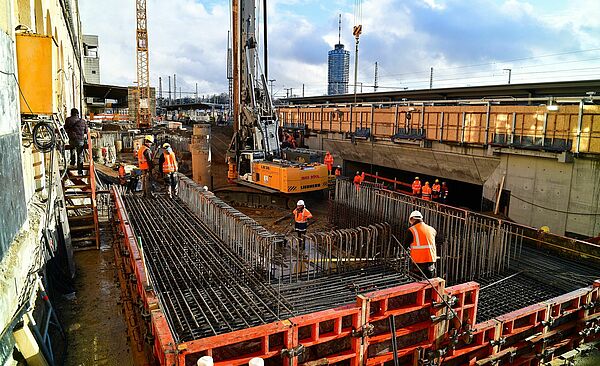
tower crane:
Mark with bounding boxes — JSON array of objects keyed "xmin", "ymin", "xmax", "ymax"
[{"xmin": 135, "ymin": 0, "xmax": 151, "ymax": 128}]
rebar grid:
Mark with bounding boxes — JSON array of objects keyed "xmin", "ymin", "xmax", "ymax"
[
  {"xmin": 124, "ymin": 194, "xmax": 294, "ymax": 342},
  {"xmin": 123, "ymin": 193, "xmax": 413, "ymax": 343},
  {"xmin": 332, "ymin": 180, "xmax": 524, "ymax": 284}
]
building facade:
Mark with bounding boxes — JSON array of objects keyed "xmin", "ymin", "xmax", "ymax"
[
  {"xmin": 83, "ymin": 34, "xmax": 99, "ymax": 83},
  {"xmin": 0, "ymin": 0, "xmax": 84, "ymax": 363},
  {"xmin": 327, "ymin": 43, "xmax": 350, "ymax": 96}
]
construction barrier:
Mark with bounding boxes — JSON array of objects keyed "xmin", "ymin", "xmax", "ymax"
[{"xmin": 111, "ymin": 185, "xmax": 600, "ymax": 366}]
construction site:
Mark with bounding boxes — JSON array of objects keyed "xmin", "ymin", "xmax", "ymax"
[{"xmin": 1, "ymin": 0, "xmax": 600, "ymax": 366}]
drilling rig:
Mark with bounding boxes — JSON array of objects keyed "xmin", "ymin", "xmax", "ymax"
[{"xmin": 227, "ymin": 0, "xmax": 328, "ymax": 195}]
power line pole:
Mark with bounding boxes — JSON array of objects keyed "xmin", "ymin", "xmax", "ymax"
[
  {"xmin": 503, "ymin": 68, "xmax": 512, "ymax": 84},
  {"xmin": 374, "ymin": 61, "xmax": 378, "ymax": 92},
  {"xmin": 302, "ymin": 83, "xmax": 305, "ymax": 97},
  {"xmin": 195, "ymin": 82, "xmax": 198, "ymax": 102},
  {"xmin": 429, "ymin": 67, "xmax": 433, "ymax": 89},
  {"xmin": 173, "ymin": 74, "xmax": 177, "ymax": 103},
  {"xmin": 168, "ymin": 75, "xmax": 171, "ymax": 105},
  {"xmin": 158, "ymin": 76, "xmax": 162, "ymax": 105}
]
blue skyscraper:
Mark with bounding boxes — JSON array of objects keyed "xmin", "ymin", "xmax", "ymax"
[{"xmin": 328, "ymin": 16, "xmax": 350, "ymax": 95}]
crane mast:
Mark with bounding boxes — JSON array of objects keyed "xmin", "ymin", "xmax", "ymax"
[{"xmin": 135, "ymin": 0, "xmax": 151, "ymax": 128}]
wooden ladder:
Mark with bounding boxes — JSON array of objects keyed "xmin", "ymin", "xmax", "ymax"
[{"xmin": 62, "ymin": 133, "xmax": 100, "ymax": 250}]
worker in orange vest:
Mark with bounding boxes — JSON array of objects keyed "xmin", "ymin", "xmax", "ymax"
[
  {"xmin": 431, "ymin": 179, "xmax": 441, "ymax": 202},
  {"xmin": 334, "ymin": 165, "xmax": 342, "ymax": 177},
  {"xmin": 353, "ymin": 171, "xmax": 363, "ymax": 191},
  {"xmin": 324, "ymin": 151, "xmax": 334, "ymax": 174},
  {"xmin": 117, "ymin": 163, "xmax": 126, "ymax": 185},
  {"xmin": 227, "ymin": 157, "xmax": 237, "ymax": 183},
  {"xmin": 137, "ymin": 135, "xmax": 154, "ymax": 197},
  {"xmin": 161, "ymin": 143, "xmax": 179, "ymax": 198},
  {"xmin": 293, "ymin": 200, "xmax": 313, "ymax": 248},
  {"xmin": 421, "ymin": 182, "xmax": 432, "ymax": 201},
  {"xmin": 411, "ymin": 177, "xmax": 422, "ymax": 196},
  {"xmin": 403, "ymin": 210, "xmax": 438, "ymax": 278}
]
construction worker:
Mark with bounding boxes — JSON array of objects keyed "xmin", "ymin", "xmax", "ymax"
[
  {"xmin": 431, "ymin": 179, "xmax": 441, "ymax": 202},
  {"xmin": 324, "ymin": 151, "xmax": 334, "ymax": 174},
  {"xmin": 411, "ymin": 177, "xmax": 422, "ymax": 196},
  {"xmin": 117, "ymin": 163, "xmax": 127, "ymax": 185},
  {"xmin": 403, "ymin": 210, "xmax": 438, "ymax": 279},
  {"xmin": 334, "ymin": 165, "xmax": 342, "ymax": 177},
  {"xmin": 64, "ymin": 108, "xmax": 88, "ymax": 175},
  {"xmin": 353, "ymin": 171, "xmax": 362, "ymax": 191},
  {"xmin": 441, "ymin": 182, "xmax": 449, "ymax": 204},
  {"xmin": 227, "ymin": 157, "xmax": 237, "ymax": 183},
  {"xmin": 160, "ymin": 143, "xmax": 178, "ymax": 198},
  {"xmin": 137, "ymin": 135, "xmax": 154, "ymax": 197},
  {"xmin": 421, "ymin": 181, "xmax": 432, "ymax": 201},
  {"xmin": 293, "ymin": 200, "xmax": 313, "ymax": 245}
]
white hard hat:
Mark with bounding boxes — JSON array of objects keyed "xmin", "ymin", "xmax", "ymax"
[
  {"xmin": 197, "ymin": 356, "xmax": 214, "ymax": 366},
  {"xmin": 409, "ymin": 210, "xmax": 423, "ymax": 220},
  {"xmin": 249, "ymin": 358, "xmax": 265, "ymax": 366},
  {"xmin": 297, "ymin": 200, "xmax": 305, "ymax": 206},
  {"xmin": 203, "ymin": 186, "xmax": 209, "ymax": 192}
]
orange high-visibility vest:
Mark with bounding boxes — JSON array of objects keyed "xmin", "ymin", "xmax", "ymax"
[
  {"xmin": 432, "ymin": 183, "xmax": 441, "ymax": 198},
  {"xmin": 163, "ymin": 151, "xmax": 178, "ymax": 173},
  {"xmin": 324, "ymin": 154, "xmax": 334, "ymax": 170},
  {"xmin": 412, "ymin": 180, "xmax": 421, "ymax": 194},
  {"xmin": 422, "ymin": 184, "xmax": 432, "ymax": 200},
  {"xmin": 409, "ymin": 222, "xmax": 437, "ymax": 263},
  {"xmin": 118, "ymin": 165, "xmax": 125, "ymax": 178},
  {"xmin": 138, "ymin": 145, "xmax": 149, "ymax": 170},
  {"xmin": 294, "ymin": 208, "xmax": 312, "ymax": 223}
]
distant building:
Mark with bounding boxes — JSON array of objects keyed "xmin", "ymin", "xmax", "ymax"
[
  {"xmin": 83, "ymin": 34, "xmax": 100, "ymax": 83},
  {"xmin": 327, "ymin": 44, "xmax": 350, "ymax": 95}
]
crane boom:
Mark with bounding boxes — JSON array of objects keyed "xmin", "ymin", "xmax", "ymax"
[{"xmin": 135, "ymin": 0, "xmax": 151, "ymax": 128}]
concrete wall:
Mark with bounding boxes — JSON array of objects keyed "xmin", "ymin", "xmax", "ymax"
[
  {"xmin": 304, "ymin": 132, "xmax": 600, "ymax": 237},
  {"xmin": 83, "ymin": 56, "xmax": 99, "ymax": 83}
]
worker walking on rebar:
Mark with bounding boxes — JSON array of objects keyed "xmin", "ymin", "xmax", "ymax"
[
  {"xmin": 403, "ymin": 211, "xmax": 438, "ymax": 279},
  {"xmin": 160, "ymin": 143, "xmax": 179, "ymax": 198},
  {"xmin": 293, "ymin": 200, "xmax": 312, "ymax": 246},
  {"xmin": 324, "ymin": 151, "xmax": 334, "ymax": 174},
  {"xmin": 421, "ymin": 181, "xmax": 432, "ymax": 201},
  {"xmin": 411, "ymin": 176, "xmax": 422, "ymax": 196},
  {"xmin": 137, "ymin": 135, "xmax": 155, "ymax": 198},
  {"xmin": 431, "ymin": 179, "xmax": 441, "ymax": 202}
]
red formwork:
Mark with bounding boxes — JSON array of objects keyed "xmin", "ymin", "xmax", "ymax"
[
  {"xmin": 112, "ymin": 187, "xmax": 600, "ymax": 366},
  {"xmin": 360, "ymin": 279, "xmax": 446, "ymax": 365},
  {"xmin": 112, "ymin": 188, "xmax": 177, "ymax": 365}
]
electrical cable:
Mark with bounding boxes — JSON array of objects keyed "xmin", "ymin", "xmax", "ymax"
[
  {"xmin": 510, "ymin": 194, "xmax": 600, "ymax": 216},
  {"xmin": 0, "ymin": 69, "xmax": 34, "ymax": 115}
]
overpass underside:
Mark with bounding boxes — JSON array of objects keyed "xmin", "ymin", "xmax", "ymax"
[{"xmin": 279, "ymin": 98, "xmax": 600, "ymax": 238}]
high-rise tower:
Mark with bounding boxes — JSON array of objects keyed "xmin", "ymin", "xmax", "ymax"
[{"xmin": 327, "ymin": 15, "xmax": 350, "ymax": 95}]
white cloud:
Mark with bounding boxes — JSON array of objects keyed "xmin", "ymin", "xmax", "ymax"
[{"xmin": 79, "ymin": 0, "xmax": 600, "ymax": 97}]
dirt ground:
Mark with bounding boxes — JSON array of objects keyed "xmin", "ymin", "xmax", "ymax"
[{"xmin": 54, "ymin": 231, "xmax": 133, "ymax": 366}]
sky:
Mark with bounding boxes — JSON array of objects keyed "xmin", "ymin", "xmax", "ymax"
[{"xmin": 79, "ymin": 0, "xmax": 600, "ymax": 98}]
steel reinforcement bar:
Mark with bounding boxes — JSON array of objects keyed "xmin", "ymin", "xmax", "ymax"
[{"xmin": 333, "ymin": 179, "xmax": 525, "ymax": 284}]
